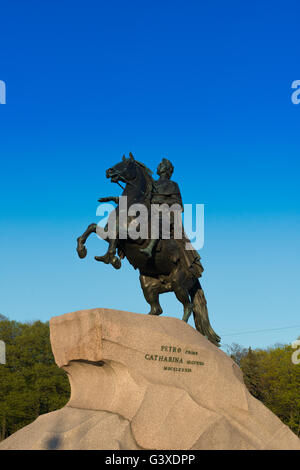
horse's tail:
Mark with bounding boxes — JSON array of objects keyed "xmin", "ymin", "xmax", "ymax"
[{"xmin": 189, "ymin": 280, "xmax": 221, "ymax": 347}]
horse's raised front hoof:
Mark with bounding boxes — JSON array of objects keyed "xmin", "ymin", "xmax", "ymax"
[
  {"xmin": 76, "ymin": 240, "xmax": 87, "ymax": 259},
  {"xmin": 111, "ymin": 256, "xmax": 121, "ymax": 270},
  {"xmin": 94, "ymin": 254, "xmax": 110, "ymax": 264}
]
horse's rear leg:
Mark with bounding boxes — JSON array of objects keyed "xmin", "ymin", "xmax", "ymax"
[
  {"xmin": 76, "ymin": 223, "xmax": 97, "ymax": 258},
  {"xmin": 173, "ymin": 285, "xmax": 193, "ymax": 323},
  {"xmin": 139, "ymin": 275, "xmax": 163, "ymax": 316}
]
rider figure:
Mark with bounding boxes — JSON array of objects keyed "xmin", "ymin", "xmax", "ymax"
[{"xmin": 140, "ymin": 158, "xmax": 183, "ymax": 258}]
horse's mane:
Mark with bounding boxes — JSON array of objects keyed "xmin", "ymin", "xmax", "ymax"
[
  {"xmin": 134, "ymin": 160, "xmax": 153, "ymax": 177},
  {"xmin": 134, "ymin": 160, "xmax": 154, "ymax": 201}
]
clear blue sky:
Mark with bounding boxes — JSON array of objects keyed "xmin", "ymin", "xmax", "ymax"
[{"xmin": 1, "ymin": 1, "xmax": 299, "ymax": 350}]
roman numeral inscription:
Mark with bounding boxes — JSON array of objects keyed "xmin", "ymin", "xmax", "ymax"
[{"xmin": 144, "ymin": 345, "xmax": 204, "ymax": 373}]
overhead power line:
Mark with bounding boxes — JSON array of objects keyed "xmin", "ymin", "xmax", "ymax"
[{"xmin": 222, "ymin": 325, "xmax": 300, "ymax": 337}]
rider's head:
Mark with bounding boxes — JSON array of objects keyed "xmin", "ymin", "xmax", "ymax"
[{"xmin": 157, "ymin": 158, "xmax": 174, "ymax": 179}]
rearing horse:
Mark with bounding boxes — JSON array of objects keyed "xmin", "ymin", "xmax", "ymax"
[{"xmin": 76, "ymin": 154, "xmax": 220, "ymax": 346}]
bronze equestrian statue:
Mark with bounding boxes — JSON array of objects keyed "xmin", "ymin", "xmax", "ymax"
[{"xmin": 76, "ymin": 153, "xmax": 220, "ymax": 346}]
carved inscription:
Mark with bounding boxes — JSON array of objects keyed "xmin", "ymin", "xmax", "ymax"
[{"xmin": 144, "ymin": 345, "xmax": 204, "ymax": 373}]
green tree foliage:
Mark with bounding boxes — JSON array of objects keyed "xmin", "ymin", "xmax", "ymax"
[
  {"xmin": 240, "ymin": 347, "xmax": 266, "ymax": 401},
  {"xmin": 228, "ymin": 341, "xmax": 300, "ymax": 436},
  {"xmin": 0, "ymin": 320, "xmax": 70, "ymax": 440}
]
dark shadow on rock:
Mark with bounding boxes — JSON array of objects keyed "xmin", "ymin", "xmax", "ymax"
[
  {"xmin": 70, "ymin": 359, "xmax": 105, "ymax": 367},
  {"xmin": 46, "ymin": 435, "xmax": 61, "ymax": 450}
]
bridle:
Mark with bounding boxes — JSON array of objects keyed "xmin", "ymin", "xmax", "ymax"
[{"xmin": 112, "ymin": 160, "xmax": 148, "ymax": 195}]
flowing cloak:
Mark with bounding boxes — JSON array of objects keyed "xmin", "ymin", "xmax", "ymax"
[
  {"xmin": 176, "ymin": 231, "xmax": 204, "ymax": 279},
  {"xmin": 150, "ymin": 179, "xmax": 203, "ymax": 279}
]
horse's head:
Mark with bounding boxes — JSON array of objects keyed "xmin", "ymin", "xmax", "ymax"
[{"xmin": 106, "ymin": 153, "xmax": 137, "ymax": 185}]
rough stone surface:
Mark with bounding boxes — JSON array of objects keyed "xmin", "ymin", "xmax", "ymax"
[{"xmin": 1, "ymin": 308, "xmax": 300, "ymax": 450}]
